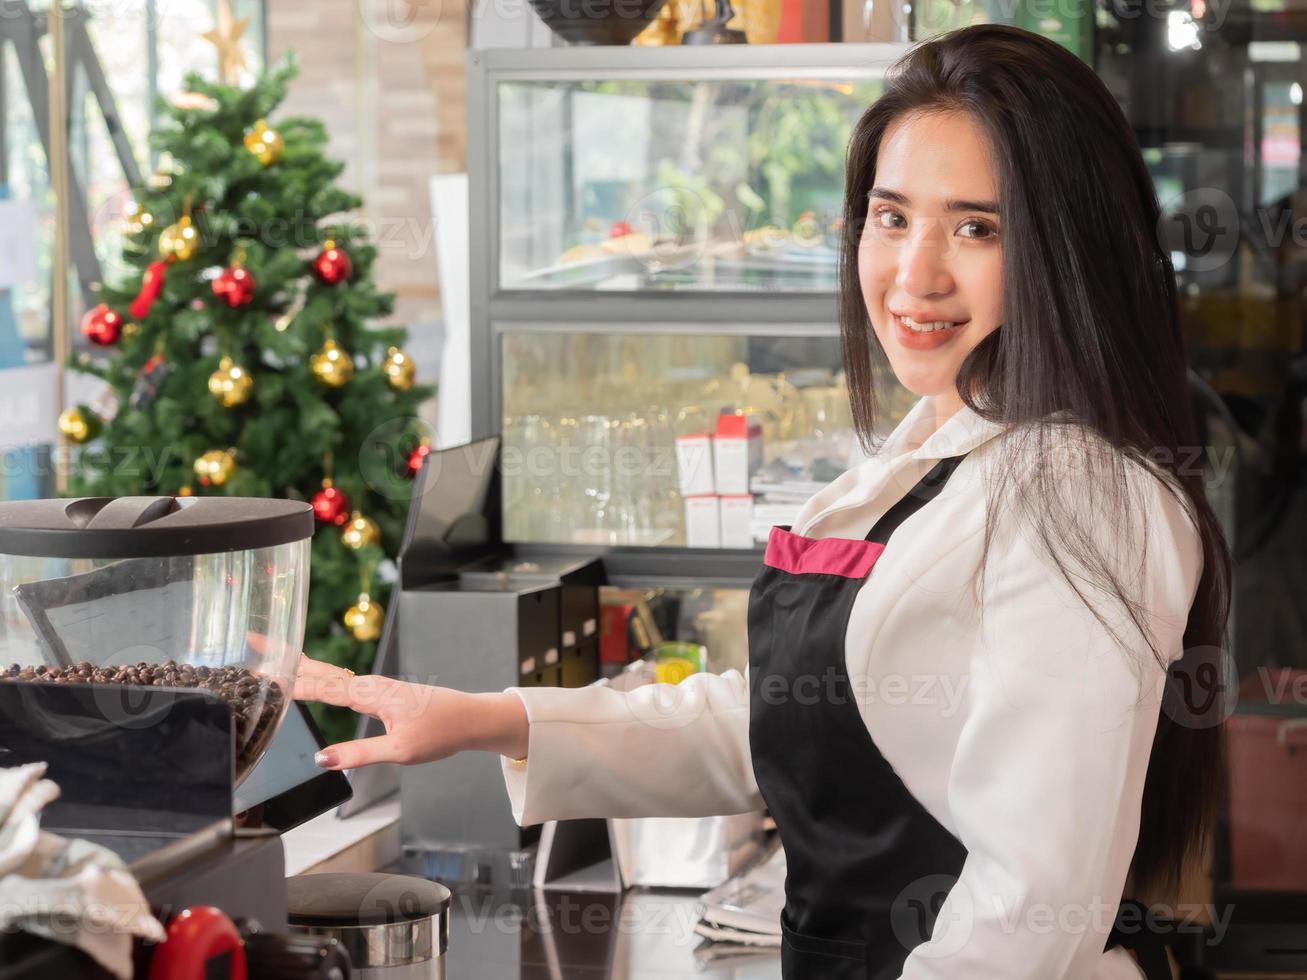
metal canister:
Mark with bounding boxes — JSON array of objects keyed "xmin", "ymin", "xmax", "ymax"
[{"xmin": 286, "ymin": 872, "xmax": 450, "ymax": 980}]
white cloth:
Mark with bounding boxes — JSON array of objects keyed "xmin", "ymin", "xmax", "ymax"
[
  {"xmin": 500, "ymin": 395, "xmax": 1199, "ymax": 980},
  {"xmin": 0, "ymin": 763, "xmax": 166, "ymax": 979}
]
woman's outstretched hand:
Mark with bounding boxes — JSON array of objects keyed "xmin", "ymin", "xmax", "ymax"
[{"xmin": 293, "ymin": 655, "xmax": 529, "ymax": 770}]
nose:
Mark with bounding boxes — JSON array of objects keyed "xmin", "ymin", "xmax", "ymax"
[{"xmin": 895, "ymin": 221, "xmax": 955, "ymax": 298}]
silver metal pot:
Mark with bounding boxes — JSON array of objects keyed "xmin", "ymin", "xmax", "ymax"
[{"xmin": 286, "ymin": 872, "xmax": 450, "ymax": 980}]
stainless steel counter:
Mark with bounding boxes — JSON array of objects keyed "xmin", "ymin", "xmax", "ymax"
[{"xmin": 442, "ymin": 884, "xmax": 781, "ymax": 979}]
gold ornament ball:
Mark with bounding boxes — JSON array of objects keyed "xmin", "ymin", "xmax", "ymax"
[
  {"xmin": 194, "ymin": 448, "xmax": 236, "ymax": 487},
  {"xmin": 341, "ymin": 511, "xmax": 381, "ymax": 550},
  {"xmin": 244, "ymin": 119, "xmax": 284, "ymax": 166},
  {"xmin": 57, "ymin": 406, "xmax": 99, "ymax": 444},
  {"xmin": 124, "ymin": 200, "xmax": 153, "ymax": 235},
  {"xmin": 208, "ymin": 356, "xmax": 254, "ymax": 408},
  {"xmin": 178, "ymin": 485, "xmax": 194, "ymax": 497},
  {"xmin": 159, "ymin": 215, "xmax": 199, "ymax": 261},
  {"xmin": 311, "ymin": 338, "xmax": 354, "ymax": 388},
  {"xmin": 383, "ymin": 346, "xmax": 416, "ymax": 391},
  {"xmin": 343, "ymin": 592, "xmax": 385, "ymax": 642}
]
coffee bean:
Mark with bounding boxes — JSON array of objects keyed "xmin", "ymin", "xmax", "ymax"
[{"xmin": 4, "ymin": 663, "xmax": 285, "ymax": 773}]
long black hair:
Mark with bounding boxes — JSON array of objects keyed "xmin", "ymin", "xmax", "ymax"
[{"xmin": 838, "ymin": 24, "xmax": 1233, "ymax": 897}]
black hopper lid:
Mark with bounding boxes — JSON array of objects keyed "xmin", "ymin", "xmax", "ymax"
[{"xmin": 0, "ymin": 496, "xmax": 315, "ymax": 559}]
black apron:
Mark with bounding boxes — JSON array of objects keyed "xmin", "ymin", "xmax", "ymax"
[{"xmin": 746, "ymin": 453, "xmax": 1172, "ymax": 980}]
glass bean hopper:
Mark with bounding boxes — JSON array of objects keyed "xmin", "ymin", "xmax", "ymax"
[{"xmin": 0, "ymin": 496, "xmax": 313, "ymax": 786}]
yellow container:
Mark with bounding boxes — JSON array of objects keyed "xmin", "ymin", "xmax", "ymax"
[{"xmin": 653, "ymin": 641, "xmax": 707, "ymax": 684}]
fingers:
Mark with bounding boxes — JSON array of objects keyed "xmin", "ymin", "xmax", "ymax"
[
  {"xmin": 294, "ymin": 670, "xmax": 404, "ymax": 727},
  {"xmin": 315, "ymin": 735, "xmax": 398, "ymax": 771},
  {"xmin": 246, "ymin": 632, "xmax": 297, "ymax": 660},
  {"xmin": 294, "ymin": 669, "xmax": 361, "ymax": 709},
  {"xmin": 295, "ymin": 653, "xmax": 346, "ymax": 679}
]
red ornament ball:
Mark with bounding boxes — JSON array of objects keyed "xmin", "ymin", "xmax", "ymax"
[
  {"xmin": 311, "ymin": 483, "xmax": 351, "ymax": 526},
  {"xmin": 406, "ymin": 443, "xmax": 432, "ymax": 478},
  {"xmin": 80, "ymin": 303, "xmax": 124, "ymax": 345},
  {"xmin": 311, "ymin": 241, "xmax": 352, "ymax": 285},
  {"xmin": 212, "ymin": 266, "xmax": 256, "ymax": 307}
]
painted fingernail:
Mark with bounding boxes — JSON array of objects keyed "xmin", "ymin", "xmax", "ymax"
[{"xmin": 315, "ymin": 749, "xmax": 338, "ymax": 769}]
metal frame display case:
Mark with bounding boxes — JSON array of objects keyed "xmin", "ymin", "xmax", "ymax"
[{"xmin": 467, "ymin": 43, "xmax": 909, "ymax": 588}]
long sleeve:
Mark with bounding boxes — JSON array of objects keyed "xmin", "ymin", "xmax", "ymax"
[
  {"xmin": 899, "ymin": 459, "xmax": 1203, "ymax": 979},
  {"xmin": 499, "ymin": 669, "xmax": 762, "ymax": 826}
]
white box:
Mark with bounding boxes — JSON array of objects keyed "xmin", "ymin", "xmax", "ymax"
[
  {"xmin": 719, "ymin": 495, "xmax": 754, "ymax": 549},
  {"xmin": 675, "ymin": 433, "xmax": 715, "ymax": 497},
  {"xmin": 714, "ymin": 413, "xmax": 762, "ymax": 496},
  {"xmin": 684, "ymin": 495, "xmax": 721, "ymax": 548}
]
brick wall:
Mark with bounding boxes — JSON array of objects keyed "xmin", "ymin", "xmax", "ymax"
[{"xmin": 265, "ymin": 0, "xmax": 467, "ymax": 333}]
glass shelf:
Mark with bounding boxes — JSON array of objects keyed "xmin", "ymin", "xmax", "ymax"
[
  {"xmin": 496, "ymin": 75, "xmax": 885, "ymax": 293},
  {"xmin": 499, "ymin": 329, "xmax": 916, "ymax": 548}
]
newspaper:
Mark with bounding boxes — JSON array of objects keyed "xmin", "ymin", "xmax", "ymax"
[{"xmin": 693, "ymin": 837, "xmax": 785, "ymax": 948}]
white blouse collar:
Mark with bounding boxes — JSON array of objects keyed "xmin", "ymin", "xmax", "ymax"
[{"xmin": 879, "ymin": 395, "xmax": 1008, "ymax": 462}]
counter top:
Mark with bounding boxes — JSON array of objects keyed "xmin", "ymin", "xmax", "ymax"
[
  {"xmin": 442, "ymin": 884, "xmax": 781, "ymax": 979},
  {"xmin": 283, "ymin": 798, "xmax": 780, "ymax": 976},
  {"xmin": 280, "ymin": 802, "xmax": 1297, "ymax": 979},
  {"xmin": 281, "ymin": 797, "xmax": 401, "ymax": 875}
]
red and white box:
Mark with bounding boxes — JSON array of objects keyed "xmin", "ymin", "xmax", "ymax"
[
  {"xmin": 684, "ymin": 495, "xmax": 721, "ymax": 549},
  {"xmin": 719, "ymin": 495, "xmax": 754, "ymax": 549},
  {"xmin": 675, "ymin": 432, "xmax": 715, "ymax": 497},
  {"xmin": 714, "ymin": 413, "xmax": 762, "ymax": 496}
]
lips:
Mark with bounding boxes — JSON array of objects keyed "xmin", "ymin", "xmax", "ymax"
[
  {"xmin": 890, "ymin": 310, "xmax": 966, "ymax": 328},
  {"xmin": 890, "ymin": 312, "xmax": 968, "ymax": 351}
]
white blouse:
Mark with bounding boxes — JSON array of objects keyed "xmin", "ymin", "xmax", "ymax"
[{"xmin": 500, "ymin": 395, "xmax": 1203, "ymax": 980}]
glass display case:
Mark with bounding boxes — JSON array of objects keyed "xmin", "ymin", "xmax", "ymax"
[
  {"xmin": 496, "ymin": 72, "xmax": 883, "ymax": 293},
  {"xmin": 470, "ymin": 43, "xmax": 910, "ymax": 577},
  {"xmin": 908, "ymin": 0, "xmax": 1093, "ymax": 61},
  {"xmin": 498, "ymin": 329, "xmax": 913, "ymax": 548}
]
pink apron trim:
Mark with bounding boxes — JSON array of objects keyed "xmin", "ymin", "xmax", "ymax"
[{"xmin": 763, "ymin": 526, "xmax": 886, "ymax": 579}]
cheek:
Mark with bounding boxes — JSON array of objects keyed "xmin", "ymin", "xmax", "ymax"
[
  {"xmin": 857, "ymin": 246, "xmax": 891, "ymax": 349},
  {"xmin": 857, "ymin": 238, "xmax": 894, "ymax": 302},
  {"xmin": 959, "ymin": 250, "xmax": 1004, "ymax": 327}
]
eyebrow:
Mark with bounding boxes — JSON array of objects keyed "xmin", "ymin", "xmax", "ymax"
[{"xmin": 869, "ymin": 186, "xmax": 999, "ymax": 215}]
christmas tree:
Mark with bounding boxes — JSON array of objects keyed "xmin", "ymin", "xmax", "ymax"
[{"xmin": 65, "ymin": 55, "xmax": 434, "ymax": 743}]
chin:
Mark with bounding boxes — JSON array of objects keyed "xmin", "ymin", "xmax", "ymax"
[{"xmin": 882, "ymin": 357, "xmax": 954, "ymax": 399}]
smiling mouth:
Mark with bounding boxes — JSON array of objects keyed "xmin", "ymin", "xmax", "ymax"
[{"xmin": 893, "ymin": 313, "xmax": 967, "ymax": 334}]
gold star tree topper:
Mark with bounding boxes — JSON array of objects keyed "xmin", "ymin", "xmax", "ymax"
[{"xmin": 202, "ymin": 0, "xmax": 250, "ymax": 85}]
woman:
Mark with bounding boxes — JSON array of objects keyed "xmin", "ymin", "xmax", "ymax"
[{"xmin": 298, "ymin": 25, "xmax": 1232, "ymax": 980}]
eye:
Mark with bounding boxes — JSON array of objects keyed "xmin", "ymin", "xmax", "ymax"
[
  {"xmin": 958, "ymin": 219, "xmax": 997, "ymax": 240},
  {"xmin": 871, "ymin": 206, "xmax": 906, "ymax": 231}
]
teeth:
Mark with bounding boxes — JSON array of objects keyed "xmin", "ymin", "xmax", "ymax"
[{"xmin": 899, "ymin": 315, "xmax": 960, "ymax": 333}]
